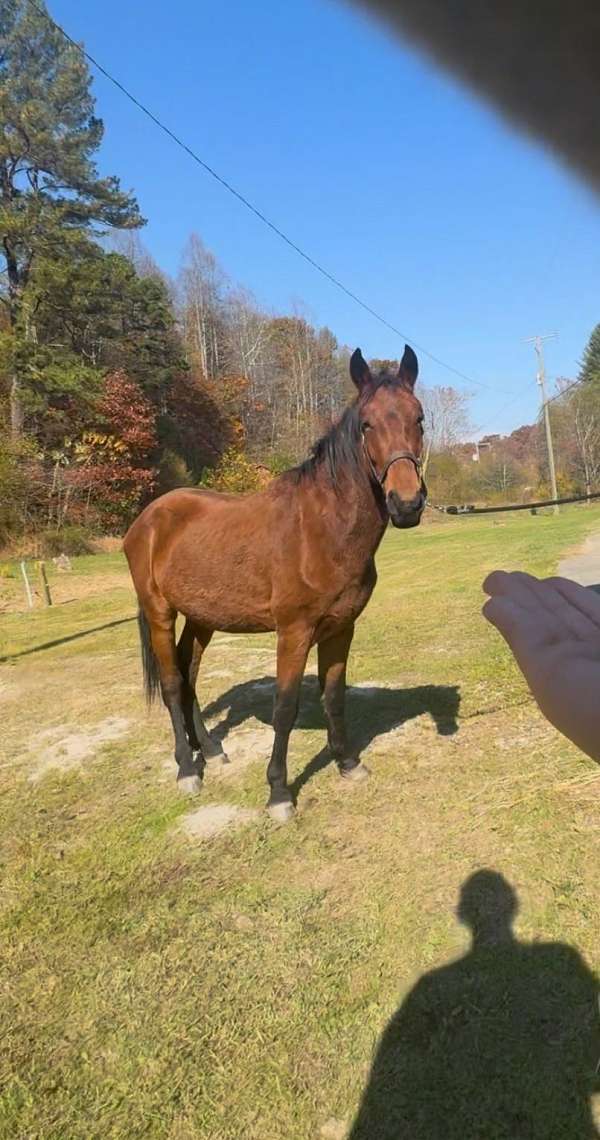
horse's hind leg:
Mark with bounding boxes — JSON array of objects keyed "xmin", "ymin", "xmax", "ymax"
[
  {"xmin": 149, "ymin": 610, "xmax": 201, "ymax": 795},
  {"xmin": 177, "ymin": 621, "xmax": 227, "ymax": 769},
  {"xmin": 318, "ymin": 625, "xmax": 368, "ymax": 782}
]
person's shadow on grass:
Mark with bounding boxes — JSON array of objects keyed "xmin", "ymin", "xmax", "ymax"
[{"xmin": 350, "ymin": 871, "xmax": 600, "ymax": 1139}]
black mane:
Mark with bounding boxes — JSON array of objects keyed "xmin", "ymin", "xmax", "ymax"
[{"xmin": 287, "ymin": 369, "xmax": 400, "ymax": 487}]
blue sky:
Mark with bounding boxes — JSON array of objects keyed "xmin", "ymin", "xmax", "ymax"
[{"xmin": 52, "ymin": 0, "xmax": 600, "ymax": 437}]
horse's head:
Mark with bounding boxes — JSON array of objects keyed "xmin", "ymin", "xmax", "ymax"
[{"xmin": 350, "ymin": 345, "xmax": 426, "ymax": 529}]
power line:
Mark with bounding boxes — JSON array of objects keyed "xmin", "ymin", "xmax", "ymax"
[
  {"xmin": 475, "ymin": 332, "xmax": 585, "ymax": 441},
  {"xmin": 475, "ymin": 386, "xmax": 535, "ymax": 438},
  {"xmin": 544, "ymin": 377, "xmax": 584, "ymax": 407},
  {"xmin": 30, "ymin": 0, "xmax": 496, "ymax": 392},
  {"xmin": 475, "ymin": 374, "xmax": 585, "ymax": 442}
]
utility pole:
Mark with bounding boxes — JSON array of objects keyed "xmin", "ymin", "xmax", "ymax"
[{"xmin": 525, "ymin": 333, "xmax": 559, "ymax": 515}]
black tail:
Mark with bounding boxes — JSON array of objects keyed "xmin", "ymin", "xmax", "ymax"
[{"xmin": 137, "ymin": 608, "xmax": 161, "ymax": 705}]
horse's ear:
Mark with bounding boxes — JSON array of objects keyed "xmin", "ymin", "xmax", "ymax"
[
  {"xmin": 398, "ymin": 344, "xmax": 418, "ymax": 390},
  {"xmin": 350, "ymin": 348, "xmax": 373, "ymax": 391}
]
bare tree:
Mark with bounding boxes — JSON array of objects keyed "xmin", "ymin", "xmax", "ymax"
[
  {"xmin": 554, "ymin": 382, "xmax": 600, "ymax": 497},
  {"xmin": 178, "ymin": 234, "xmax": 226, "ymax": 378},
  {"xmin": 174, "ymin": 233, "xmax": 360, "ymax": 462},
  {"xmin": 477, "ymin": 454, "xmax": 522, "ymax": 495},
  {"xmin": 110, "ymin": 232, "xmax": 164, "ymax": 280},
  {"xmin": 421, "ymin": 385, "xmax": 472, "ymax": 451}
]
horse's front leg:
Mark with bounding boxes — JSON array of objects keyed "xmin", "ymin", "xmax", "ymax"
[
  {"xmin": 318, "ymin": 624, "xmax": 369, "ymax": 782},
  {"xmin": 267, "ymin": 625, "xmax": 312, "ymax": 822}
]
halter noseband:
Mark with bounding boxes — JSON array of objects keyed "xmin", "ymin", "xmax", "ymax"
[{"xmin": 361, "ymin": 430, "xmax": 424, "ymax": 488}]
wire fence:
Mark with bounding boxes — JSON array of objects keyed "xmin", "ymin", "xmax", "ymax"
[{"xmin": 428, "ymin": 490, "xmax": 600, "ymax": 516}]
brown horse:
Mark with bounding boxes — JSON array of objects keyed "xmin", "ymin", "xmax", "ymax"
[{"xmin": 123, "ymin": 346, "xmax": 426, "ymax": 820}]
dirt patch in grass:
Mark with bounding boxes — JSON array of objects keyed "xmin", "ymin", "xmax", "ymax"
[
  {"xmin": 160, "ymin": 719, "xmax": 273, "ymax": 786},
  {"xmin": 202, "ymin": 667, "xmax": 235, "ymax": 681},
  {"xmin": 26, "ymin": 715, "xmax": 131, "ymax": 781},
  {"xmin": 217, "ymin": 718, "xmax": 273, "ymax": 776},
  {"xmin": 0, "ymin": 677, "xmax": 13, "ymax": 702},
  {"xmin": 179, "ymin": 803, "xmax": 259, "ymax": 840}
]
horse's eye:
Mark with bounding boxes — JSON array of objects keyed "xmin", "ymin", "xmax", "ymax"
[{"xmin": 361, "ymin": 421, "xmax": 372, "ymax": 432}]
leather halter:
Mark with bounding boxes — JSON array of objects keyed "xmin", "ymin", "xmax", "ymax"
[{"xmin": 361, "ymin": 430, "xmax": 423, "ymax": 488}]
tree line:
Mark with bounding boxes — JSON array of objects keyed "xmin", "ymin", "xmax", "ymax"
[
  {"xmin": 0, "ymin": 0, "xmax": 357, "ymax": 545},
  {"xmin": 0, "ymin": 0, "xmax": 466, "ymax": 547}
]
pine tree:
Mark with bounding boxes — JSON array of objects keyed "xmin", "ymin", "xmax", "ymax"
[
  {"xmin": 580, "ymin": 324, "xmax": 600, "ymax": 386},
  {"xmin": 0, "ymin": 0, "xmax": 143, "ymax": 434},
  {"xmin": 23, "ymin": 247, "xmax": 186, "ymax": 445}
]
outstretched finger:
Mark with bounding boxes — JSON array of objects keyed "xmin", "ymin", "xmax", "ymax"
[
  {"xmin": 482, "ymin": 595, "xmax": 527, "ymax": 642},
  {"xmin": 483, "ymin": 570, "xmax": 541, "ymax": 602},
  {"xmin": 483, "ymin": 571, "xmax": 581, "ymax": 633},
  {"xmin": 545, "ymin": 576, "xmax": 600, "ymax": 632}
]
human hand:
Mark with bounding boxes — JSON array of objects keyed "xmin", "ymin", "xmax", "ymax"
[{"xmin": 482, "ymin": 571, "xmax": 600, "ymax": 763}]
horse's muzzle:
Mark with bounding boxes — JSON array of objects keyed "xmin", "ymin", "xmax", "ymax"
[{"xmin": 386, "ymin": 490, "xmax": 426, "ymax": 529}]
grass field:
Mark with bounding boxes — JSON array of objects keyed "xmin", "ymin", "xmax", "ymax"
[{"xmin": 1, "ymin": 509, "xmax": 600, "ymax": 1139}]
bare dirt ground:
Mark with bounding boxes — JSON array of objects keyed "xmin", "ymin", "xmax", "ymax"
[{"xmin": 559, "ymin": 526, "xmax": 600, "ymax": 585}]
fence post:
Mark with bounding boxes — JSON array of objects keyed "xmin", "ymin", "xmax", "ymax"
[
  {"xmin": 36, "ymin": 560, "xmax": 52, "ymax": 606},
  {"xmin": 20, "ymin": 561, "xmax": 33, "ymax": 609}
]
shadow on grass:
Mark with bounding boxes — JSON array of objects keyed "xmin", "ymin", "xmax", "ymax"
[
  {"xmin": 0, "ymin": 616, "xmax": 135, "ymax": 662},
  {"xmin": 203, "ymin": 676, "xmax": 460, "ymax": 799},
  {"xmin": 349, "ymin": 871, "xmax": 600, "ymax": 1139}
]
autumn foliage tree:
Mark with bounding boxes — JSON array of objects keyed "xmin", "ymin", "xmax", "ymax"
[
  {"xmin": 73, "ymin": 371, "xmax": 157, "ymax": 531},
  {"xmin": 158, "ymin": 370, "xmax": 233, "ymax": 484}
]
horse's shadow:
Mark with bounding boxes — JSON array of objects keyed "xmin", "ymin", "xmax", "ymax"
[{"xmin": 203, "ymin": 676, "xmax": 460, "ymax": 799}]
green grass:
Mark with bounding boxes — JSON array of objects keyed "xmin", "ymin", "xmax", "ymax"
[{"xmin": 1, "ymin": 509, "xmax": 600, "ymax": 1139}]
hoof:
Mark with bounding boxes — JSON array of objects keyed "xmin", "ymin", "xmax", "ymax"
[
  {"xmin": 268, "ymin": 801, "xmax": 296, "ymax": 824},
  {"xmin": 177, "ymin": 773, "xmax": 202, "ymax": 796},
  {"xmin": 204, "ymin": 751, "xmax": 229, "ymax": 771},
  {"xmin": 340, "ymin": 763, "xmax": 370, "ymax": 783}
]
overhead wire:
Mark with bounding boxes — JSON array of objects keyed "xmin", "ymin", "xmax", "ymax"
[
  {"xmin": 27, "ymin": 0, "xmax": 591, "ymax": 449},
  {"xmin": 28, "ymin": 0, "xmax": 499, "ymax": 392}
]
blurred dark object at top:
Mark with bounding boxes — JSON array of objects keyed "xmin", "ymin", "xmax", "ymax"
[{"xmin": 356, "ymin": 0, "xmax": 600, "ymax": 194}]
